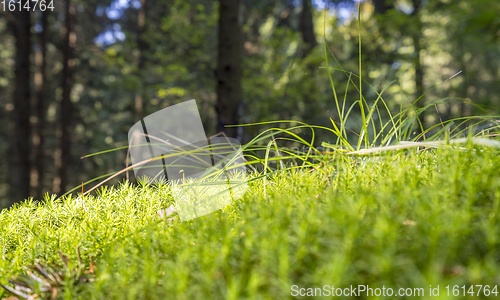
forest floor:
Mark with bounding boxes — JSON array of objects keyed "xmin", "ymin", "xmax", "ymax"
[{"xmin": 0, "ymin": 143, "xmax": 500, "ymax": 299}]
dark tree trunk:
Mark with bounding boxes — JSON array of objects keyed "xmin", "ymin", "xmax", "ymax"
[
  {"xmin": 299, "ymin": 0, "xmax": 317, "ymax": 58},
  {"xmin": 54, "ymin": 0, "xmax": 75, "ymax": 194},
  {"xmin": 216, "ymin": 0, "xmax": 243, "ymax": 139},
  {"xmin": 411, "ymin": 0, "xmax": 425, "ymax": 135},
  {"xmin": 8, "ymin": 10, "xmax": 32, "ymax": 204},
  {"xmin": 33, "ymin": 11, "xmax": 48, "ymax": 198},
  {"xmin": 135, "ymin": 0, "xmax": 148, "ymax": 120},
  {"xmin": 372, "ymin": 0, "xmax": 392, "ymax": 15},
  {"xmin": 297, "ymin": 0, "xmax": 320, "ymax": 128}
]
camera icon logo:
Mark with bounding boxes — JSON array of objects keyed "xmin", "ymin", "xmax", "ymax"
[{"xmin": 128, "ymin": 99, "xmax": 248, "ymax": 221}]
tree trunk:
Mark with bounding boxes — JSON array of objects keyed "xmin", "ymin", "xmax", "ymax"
[
  {"xmin": 372, "ymin": 0, "xmax": 392, "ymax": 15},
  {"xmin": 411, "ymin": 0, "xmax": 425, "ymax": 135},
  {"xmin": 135, "ymin": 0, "xmax": 148, "ymax": 120},
  {"xmin": 298, "ymin": 0, "xmax": 320, "ymax": 129},
  {"xmin": 54, "ymin": 0, "xmax": 75, "ymax": 194},
  {"xmin": 299, "ymin": 0, "xmax": 317, "ymax": 58},
  {"xmin": 372, "ymin": 0, "xmax": 394, "ymax": 37},
  {"xmin": 33, "ymin": 11, "xmax": 48, "ymax": 198},
  {"xmin": 8, "ymin": 10, "xmax": 32, "ymax": 204},
  {"xmin": 216, "ymin": 0, "xmax": 243, "ymax": 139}
]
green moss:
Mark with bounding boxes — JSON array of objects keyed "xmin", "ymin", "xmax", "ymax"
[{"xmin": 1, "ymin": 144, "xmax": 499, "ymax": 299}]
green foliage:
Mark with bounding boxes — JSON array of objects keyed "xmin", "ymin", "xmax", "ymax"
[
  {"xmin": 0, "ymin": 181, "xmax": 172, "ymax": 294},
  {"xmin": 1, "ymin": 142, "xmax": 500, "ymax": 298},
  {"xmin": 1, "ymin": 1, "xmax": 500, "ymax": 297},
  {"xmin": 1, "ymin": 249, "xmax": 95, "ymax": 299},
  {"xmin": 1, "ymin": 0, "xmax": 499, "ymax": 201}
]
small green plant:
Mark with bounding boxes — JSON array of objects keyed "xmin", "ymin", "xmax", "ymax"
[
  {"xmin": 1, "ymin": 3, "xmax": 499, "ymax": 299},
  {"xmin": 0, "ymin": 248, "xmax": 95, "ymax": 300}
]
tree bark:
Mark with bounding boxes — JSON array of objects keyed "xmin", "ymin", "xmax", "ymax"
[
  {"xmin": 33, "ymin": 11, "xmax": 48, "ymax": 198},
  {"xmin": 216, "ymin": 0, "xmax": 243, "ymax": 139},
  {"xmin": 8, "ymin": 10, "xmax": 32, "ymax": 204},
  {"xmin": 411, "ymin": 0, "xmax": 425, "ymax": 135},
  {"xmin": 135, "ymin": 0, "xmax": 148, "ymax": 120},
  {"xmin": 297, "ymin": 0, "xmax": 320, "ymax": 128},
  {"xmin": 372, "ymin": 0, "xmax": 392, "ymax": 15},
  {"xmin": 299, "ymin": 0, "xmax": 317, "ymax": 58},
  {"xmin": 54, "ymin": 0, "xmax": 75, "ymax": 194}
]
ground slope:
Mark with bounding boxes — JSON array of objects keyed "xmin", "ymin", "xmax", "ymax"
[{"xmin": 1, "ymin": 145, "xmax": 499, "ymax": 299}]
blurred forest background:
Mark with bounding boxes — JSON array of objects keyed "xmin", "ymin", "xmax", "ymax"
[{"xmin": 0, "ymin": 0, "xmax": 499, "ymax": 207}]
